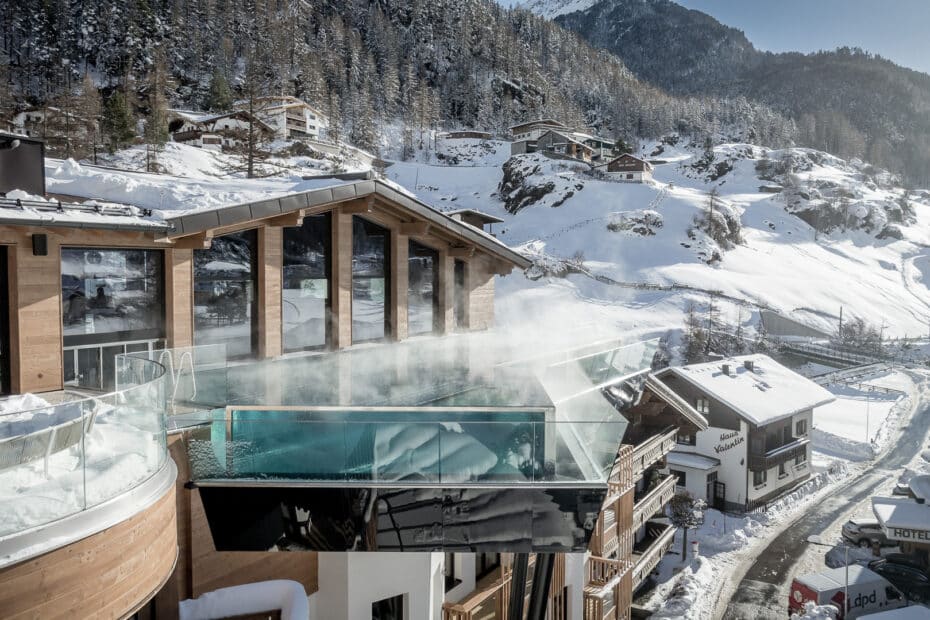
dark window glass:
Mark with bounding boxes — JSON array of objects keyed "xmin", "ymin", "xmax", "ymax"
[
  {"xmin": 444, "ymin": 552, "xmax": 461, "ymax": 592},
  {"xmin": 372, "ymin": 593, "xmax": 404, "ymax": 620},
  {"xmin": 476, "ymin": 553, "xmax": 501, "ymax": 580},
  {"xmin": 670, "ymin": 469, "xmax": 686, "ymax": 487},
  {"xmin": 61, "ymin": 248, "xmax": 165, "ymax": 344},
  {"xmin": 352, "ymin": 217, "xmax": 390, "ymax": 343},
  {"xmin": 753, "ymin": 469, "xmax": 767, "ymax": 487},
  {"xmin": 453, "ymin": 260, "xmax": 466, "ymax": 329},
  {"xmin": 408, "ymin": 240, "xmax": 438, "ymax": 336},
  {"xmin": 194, "ymin": 230, "xmax": 259, "ymax": 359},
  {"xmin": 283, "ymin": 214, "xmax": 331, "ymax": 352}
]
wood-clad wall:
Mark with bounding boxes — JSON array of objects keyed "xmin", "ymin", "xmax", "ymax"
[
  {"xmin": 0, "ymin": 483, "xmax": 177, "ymax": 620},
  {"xmin": 164, "ymin": 434, "xmax": 317, "ymax": 606},
  {"xmin": 0, "ymin": 198, "xmax": 507, "ymax": 394}
]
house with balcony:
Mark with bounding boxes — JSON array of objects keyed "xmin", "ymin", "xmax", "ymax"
[
  {"xmin": 166, "ymin": 109, "xmax": 275, "ymax": 150},
  {"xmin": 236, "ymin": 95, "xmax": 329, "ymax": 141},
  {"xmin": 655, "ymin": 354, "xmax": 834, "ymax": 512}
]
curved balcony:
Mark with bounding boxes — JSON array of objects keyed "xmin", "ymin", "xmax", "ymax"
[{"xmin": 0, "ymin": 354, "xmax": 177, "ymax": 618}]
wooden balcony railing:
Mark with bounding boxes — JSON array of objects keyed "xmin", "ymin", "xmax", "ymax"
[
  {"xmin": 442, "ymin": 554, "xmax": 565, "ymax": 620},
  {"xmin": 631, "ymin": 523, "xmax": 677, "ymax": 590},
  {"xmin": 631, "ymin": 427, "xmax": 678, "ymax": 480},
  {"xmin": 632, "ymin": 474, "xmax": 678, "ymax": 529},
  {"xmin": 584, "ymin": 563, "xmax": 633, "ymax": 620}
]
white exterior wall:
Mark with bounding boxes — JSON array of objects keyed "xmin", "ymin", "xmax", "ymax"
[
  {"xmin": 444, "ymin": 554, "xmax": 477, "ymax": 604},
  {"xmin": 604, "ymin": 170, "xmax": 651, "ymax": 183},
  {"xmin": 314, "ymin": 551, "xmax": 443, "ymax": 620},
  {"xmin": 676, "ymin": 421, "xmax": 749, "ymax": 508},
  {"xmin": 565, "ymin": 553, "xmax": 585, "ymax": 620},
  {"xmin": 664, "ymin": 462, "xmax": 719, "ymax": 503}
]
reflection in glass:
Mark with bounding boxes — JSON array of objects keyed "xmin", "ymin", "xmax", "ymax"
[
  {"xmin": 352, "ymin": 217, "xmax": 390, "ymax": 343},
  {"xmin": 454, "ymin": 260, "xmax": 466, "ymax": 329},
  {"xmin": 61, "ymin": 248, "xmax": 165, "ymax": 340},
  {"xmin": 283, "ymin": 214, "xmax": 331, "ymax": 351},
  {"xmin": 194, "ymin": 230, "xmax": 258, "ymax": 359},
  {"xmin": 61, "ymin": 248, "xmax": 165, "ymax": 388},
  {"xmin": 408, "ymin": 240, "xmax": 438, "ymax": 336}
]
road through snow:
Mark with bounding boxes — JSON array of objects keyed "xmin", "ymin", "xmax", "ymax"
[{"xmin": 718, "ymin": 373, "xmax": 930, "ymax": 620}]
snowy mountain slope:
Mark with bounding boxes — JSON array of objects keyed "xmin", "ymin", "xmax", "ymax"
[
  {"xmin": 384, "ymin": 138, "xmax": 930, "ymax": 339},
  {"xmin": 516, "ymin": 0, "xmax": 599, "ymax": 19}
]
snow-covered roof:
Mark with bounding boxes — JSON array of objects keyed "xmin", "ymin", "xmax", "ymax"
[
  {"xmin": 872, "ymin": 496, "xmax": 930, "ymax": 533},
  {"xmin": 860, "ymin": 606, "xmax": 930, "ymax": 619},
  {"xmin": 658, "ymin": 354, "xmax": 836, "ymax": 427},
  {"xmin": 0, "ymin": 189, "xmax": 167, "ymax": 231},
  {"xmin": 446, "ymin": 208, "xmax": 505, "ymax": 224},
  {"xmin": 909, "ymin": 474, "xmax": 930, "ymax": 502},
  {"xmin": 572, "ymin": 132, "xmax": 613, "ymax": 145},
  {"xmin": 509, "ymin": 118, "xmax": 566, "ymax": 130},
  {"xmin": 539, "ymin": 130, "xmax": 594, "ymax": 152},
  {"xmin": 41, "ymin": 157, "xmax": 529, "ymax": 267},
  {"xmin": 795, "ymin": 565, "xmax": 884, "ymax": 591},
  {"xmin": 667, "ymin": 450, "xmax": 720, "ymax": 470}
]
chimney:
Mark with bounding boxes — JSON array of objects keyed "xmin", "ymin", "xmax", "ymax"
[
  {"xmin": 0, "ymin": 133, "xmax": 46, "ymax": 196},
  {"xmin": 744, "ymin": 360, "xmax": 755, "ymax": 372},
  {"xmin": 721, "ymin": 364, "xmax": 730, "ymax": 376}
]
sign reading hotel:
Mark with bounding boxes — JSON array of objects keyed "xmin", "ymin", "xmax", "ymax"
[{"xmin": 888, "ymin": 526, "xmax": 930, "ymax": 542}]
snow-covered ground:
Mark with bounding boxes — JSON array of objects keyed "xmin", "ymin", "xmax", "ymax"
[{"xmin": 813, "ymin": 372, "xmax": 914, "ymax": 463}]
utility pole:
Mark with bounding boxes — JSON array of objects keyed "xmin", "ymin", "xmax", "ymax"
[{"xmin": 838, "ymin": 306, "xmax": 844, "ymax": 342}]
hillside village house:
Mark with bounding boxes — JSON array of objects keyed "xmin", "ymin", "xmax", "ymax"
[
  {"xmin": 600, "ymin": 153, "xmax": 654, "ymax": 183},
  {"xmin": 167, "ymin": 109, "xmax": 275, "ymax": 150},
  {"xmin": 236, "ymin": 95, "xmax": 328, "ymax": 141},
  {"xmin": 534, "ymin": 130, "xmax": 595, "ymax": 163},
  {"xmin": 573, "ymin": 132, "xmax": 616, "ymax": 161},
  {"xmin": 0, "ymin": 133, "xmax": 707, "ymax": 620},
  {"xmin": 11, "ymin": 106, "xmax": 95, "ymax": 153},
  {"xmin": 656, "ymin": 354, "xmax": 835, "ymax": 512}
]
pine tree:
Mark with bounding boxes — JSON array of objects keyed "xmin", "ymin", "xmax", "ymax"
[
  {"xmin": 144, "ymin": 52, "xmax": 171, "ymax": 172},
  {"xmin": 75, "ymin": 73, "xmax": 102, "ymax": 163},
  {"xmin": 205, "ymin": 71, "xmax": 233, "ymax": 111},
  {"xmin": 102, "ymin": 91, "xmax": 135, "ymax": 153}
]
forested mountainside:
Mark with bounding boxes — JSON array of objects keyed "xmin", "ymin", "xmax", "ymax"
[
  {"xmin": 549, "ymin": 0, "xmax": 930, "ymax": 184},
  {"xmin": 0, "ymin": 0, "xmax": 796, "ymax": 156}
]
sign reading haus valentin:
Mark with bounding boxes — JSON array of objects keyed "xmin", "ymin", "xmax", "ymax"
[{"xmin": 714, "ymin": 431, "xmax": 745, "ymax": 454}]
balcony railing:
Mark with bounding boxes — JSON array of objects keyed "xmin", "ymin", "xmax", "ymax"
[
  {"xmin": 632, "ymin": 474, "xmax": 677, "ymax": 528},
  {"xmin": 442, "ymin": 554, "xmax": 565, "ymax": 620},
  {"xmin": 631, "ymin": 522, "xmax": 676, "ymax": 590},
  {"xmin": 584, "ymin": 561, "xmax": 633, "ymax": 620},
  {"xmin": 631, "ymin": 426, "xmax": 678, "ymax": 480},
  {"xmin": 0, "ymin": 354, "xmax": 168, "ymax": 543},
  {"xmin": 747, "ymin": 437, "xmax": 809, "ymax": 472}
]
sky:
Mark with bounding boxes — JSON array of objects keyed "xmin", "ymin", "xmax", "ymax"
[
  {"xmin": 673, "ymin": 0, "xmax": 930, "ymax": 74},
  {"xmin": 500, "ymin": 0, "xmax": 930, "ymax": 75}
]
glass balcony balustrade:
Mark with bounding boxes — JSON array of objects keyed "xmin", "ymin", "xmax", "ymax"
[
  {"xmin": 138, "ymin": 335, "xmax": 658, "ymax": 487},
  {"xmin": 0, "ymin": 354, "xmax": 168, "ymax": 540}
]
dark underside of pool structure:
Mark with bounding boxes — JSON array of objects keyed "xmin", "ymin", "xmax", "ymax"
[{"xmin": 198, "ymin": 485, "xmax": 607, "ymax": 553}]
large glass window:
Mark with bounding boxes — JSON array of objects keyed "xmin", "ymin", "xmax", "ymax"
[
  {"xmin": 61, "ymin": 247, "xmax": 165, "ymax": 389},
  {"xmin": 352, "ymin": 217, "xmax": 390, "ymax": 343},
  {"xmin": 283, "ymin": 214, "xmax": 331, "ymax": 352},
  {"xmin": 408, "ymin": 240, "xmax": 438, "ymax": 336},
  {"xmin": 194, "ymin": 229, "xmax": 259, "ymax": 359}
]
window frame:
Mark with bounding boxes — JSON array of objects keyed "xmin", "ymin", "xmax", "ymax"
[
  {"xmin": 670, "ymin": 468, "xmax": 687, "ymax": 487},
  {"xmin": 753, "ymin": 469, "xmax": 767, "ymax": 488},
  {"xmin": 351, "ymin": 216, "xmax": 392, "ymax": 344},
  {"xmin": 282, "ymin": 213, "xmax": 333, "ymax": 353},
  {"xmin": 407, "ymin": 239, "xmax": 441, "ymax": 337}
]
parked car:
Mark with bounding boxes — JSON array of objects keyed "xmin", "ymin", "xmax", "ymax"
[
  {"xmin": 843, "ymin": 518, "xmax": 892, "ymax": 548},
  {"xmin": 867, "ymin": 559, "xmax": 930, "ymax": 603},
  {"xmin": 870, "ymin": 555, "xmax": 929, "ymax": 572}
]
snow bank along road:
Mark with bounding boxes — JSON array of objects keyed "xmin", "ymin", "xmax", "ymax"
[{"xmin": 720, "ymin": 376, "xmax": 930, "ymax": 619}]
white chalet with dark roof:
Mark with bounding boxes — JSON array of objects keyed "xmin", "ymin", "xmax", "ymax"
[{"xmin": 656, "ymin": 354, "xmax": 835, "ymax": 511}]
